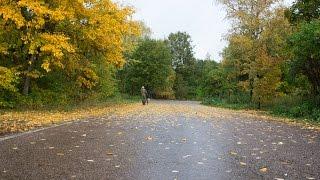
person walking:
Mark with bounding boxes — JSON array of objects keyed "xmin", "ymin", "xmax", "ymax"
[{"xmin": 141, "ymin": 86, "xmax": 148, "ymax": 105}]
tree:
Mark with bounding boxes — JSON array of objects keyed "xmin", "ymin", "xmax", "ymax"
[
  {"xmin": 287, "ymin": 0, "xmax": 320, "ymax": 24},
  {"xmin": 218, "ymin": 0, "xmax": 291, "ymax": 106},
  {"xmin": 168, "ymin": 32, "xmax": 196, "ymax": 99},
  {"xmin": 289, "ymin": 20, "xmax": 320, "ymax": 95},
  {"xmin": 0, "ymin": 0, "xmax": 140, "ymax": 96},
  {"xmin": 168, "ymin": 32, "xmax": 195, "ymax": 69},
  {"xmin": 121, "ymin": 39, "xmax": 175, "ymax": 99}
]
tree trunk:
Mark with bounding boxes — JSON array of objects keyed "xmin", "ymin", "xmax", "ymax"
[
  {"xmin": 249, "ymin": 79, "xmax": 254, "ymax": 102},
  {"xmin": 23, "ymin": 56, "xmax": 36, "ymax": 95}
]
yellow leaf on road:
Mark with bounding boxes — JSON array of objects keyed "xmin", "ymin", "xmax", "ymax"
[
  {"xmin": 230, "ymin": 151, "xmax": 237, "ymax": 156},
  {"xmin": 146, "ymin": 136, "xmax": 153, "ymax": 140},
  {"xmin": 259, "ymin": 167, "xmax": 268, "ymax": 173}
]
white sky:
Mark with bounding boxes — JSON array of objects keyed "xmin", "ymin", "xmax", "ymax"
[{"xmin": 117, "ymin": 0, "xmax": 295, "ymax": 61}]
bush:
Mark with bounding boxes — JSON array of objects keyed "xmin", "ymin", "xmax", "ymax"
[
  {"xmin": 311, "ymin": 109, "xmax": 320, "ymax": 122},
  {"xmin": 269, "ymin": 95, "xmax": 320, "ymax": 122}
]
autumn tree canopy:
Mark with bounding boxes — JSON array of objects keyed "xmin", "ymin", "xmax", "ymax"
[
  {"xmin": 218, "ymin": 0, "xmax": 291, "ymax": 105},
  {"xmin": 0, "ymin": 0, "xmax": 140, "ymax": 96}
]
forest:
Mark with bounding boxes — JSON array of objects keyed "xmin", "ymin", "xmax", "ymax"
[{"xmin": 0, "ymin": 0, "xmax": 319, "ymax": 122}]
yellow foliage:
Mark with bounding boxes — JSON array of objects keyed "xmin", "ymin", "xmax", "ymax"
[
  {"xmin": 41, "ymin": 60, "xmax": 51, "ymax": 72},
  {"xmin": 0, "ymin": 5, "xmax": 25, "ymax": 28},
  {"xmin": 77, "ymin": 68, "xmax": 99, "ymax": 89},
  {"xmin": 0, "ymin": 67, "xmax": 18, "ymax": 92},
  {"xmin": 40, "ymin": 33, "xmax": 76, "ymax": 57},
  {"xmin": 0, "ymin": 0, "xmax": 141, "ymax": 89}
]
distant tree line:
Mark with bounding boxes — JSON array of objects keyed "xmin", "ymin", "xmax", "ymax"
[{"xmin": 118, "ymin": 31, "xmax": 218, "ymax": 100}]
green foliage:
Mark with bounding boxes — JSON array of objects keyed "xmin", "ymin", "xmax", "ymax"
[
  {"xmin": 168, "ymin": 32, "xmax": 198, "ymax": 99},
  {"xmin": 269, "ymin": 95, "xmax": 320, "ymax": 122},
  {"xmin": 168, "ymin": 32, "xmax": 195, "ymax": 69},
  {"xmin": 289, "ymin": 20, "xmax": 320, "ymax": 95},
  {"xmin": 119, "ymin": 39, "xmax": 175, "ymax": 99},
  {"xmin": 203, "ymin": 97, "xmax": 252, "ymax": 110},
  {"xmin": 287, "ymin": 0, "xmax": 320, "ymax": 23},
  {"xmin": 0, "ymin": 67, "xmax": 19, "ymax": 108},
  {"xmin": 0, "ymin": 67, "xmax": 18, "ymax": 92},
  {"xmin": 202, "ymin": 67, "xmax": 227, "ymax": 97}
]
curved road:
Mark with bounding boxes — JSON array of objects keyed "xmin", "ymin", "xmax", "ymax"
[{"xmin": 0, "ymin": 101, "xmax": 319, "ymax": 180}]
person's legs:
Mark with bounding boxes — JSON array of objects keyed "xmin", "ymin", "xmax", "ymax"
[{"xmin": 142, "ymin": 95, "xmax": 147, "ymax": 105}]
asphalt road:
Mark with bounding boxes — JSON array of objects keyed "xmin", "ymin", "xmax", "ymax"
[{"xmin": 0, "ymin": 101, "xmax": 319, "ymax": 180}]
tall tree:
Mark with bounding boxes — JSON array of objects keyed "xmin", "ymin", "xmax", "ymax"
[
  {"xmin": 219, "ymin": 0, "xmax": 291, "ymax": 105},
  {"xmin": 168, "ymin": 32, "xmax": 196, "ymax": 99},
  {"xmin": 121, "ymin": 39, "xmax": 175, "ymax": 99},
  {"xmin": 289, "ymin": 20, "xmax": 320, "ymax": 95},
  {"xmin": 168, "ymin": 32, "xmax": 195, "ymax": 69},
  {"xmin": 286, "ymin": 0, "xmax": 320, "ymax": 96}
]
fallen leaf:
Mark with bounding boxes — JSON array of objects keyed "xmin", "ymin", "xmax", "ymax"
[
  {"xmin": 259, "ymin": 167, "xmax": 268, "ymax": 173},
  {"xmin": 230, "ymin": 151, "xmax": 237, "ymax": 156},
  {"xmin": 183, "ymin": 155, "xmax": 192, "ymax": 159},
  {"xmin": 240, "ymin": 162, "xmax": 246, "ymax": 166},
  {"xmin": 146, "ymin": 136, "xmax": 153, "ymax": 140}
]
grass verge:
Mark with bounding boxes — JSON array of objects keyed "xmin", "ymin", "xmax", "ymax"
[{"xmin": 202, "ymin": 98, "xmax": 320, "ymax": 128}]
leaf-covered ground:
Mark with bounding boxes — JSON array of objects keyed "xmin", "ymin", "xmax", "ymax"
[
  {"xmin": 0, "ymin": 103, "xmax": 137, "ymax": 135},
  {"xmin": 1, "ymin": 99, "xmax": 317, "ymax": 136}
]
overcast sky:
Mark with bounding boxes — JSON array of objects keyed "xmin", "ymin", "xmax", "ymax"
[{"xmin": 117, "ymin": 0, "xmax": 294, "ymax": 61}]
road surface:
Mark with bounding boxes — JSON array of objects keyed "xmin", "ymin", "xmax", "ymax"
[{"xmin": 0, "ymin": 101, "xmax": 319, "ymax": 180}]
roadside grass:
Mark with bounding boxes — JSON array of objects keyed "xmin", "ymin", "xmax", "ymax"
[
  {"xmin": 0, "ymin": 95, "xmax": 140, "ymax": 136},
  {"xmin": 203, "ymin": 98, "xmax": 320, "ymax": 127}
]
